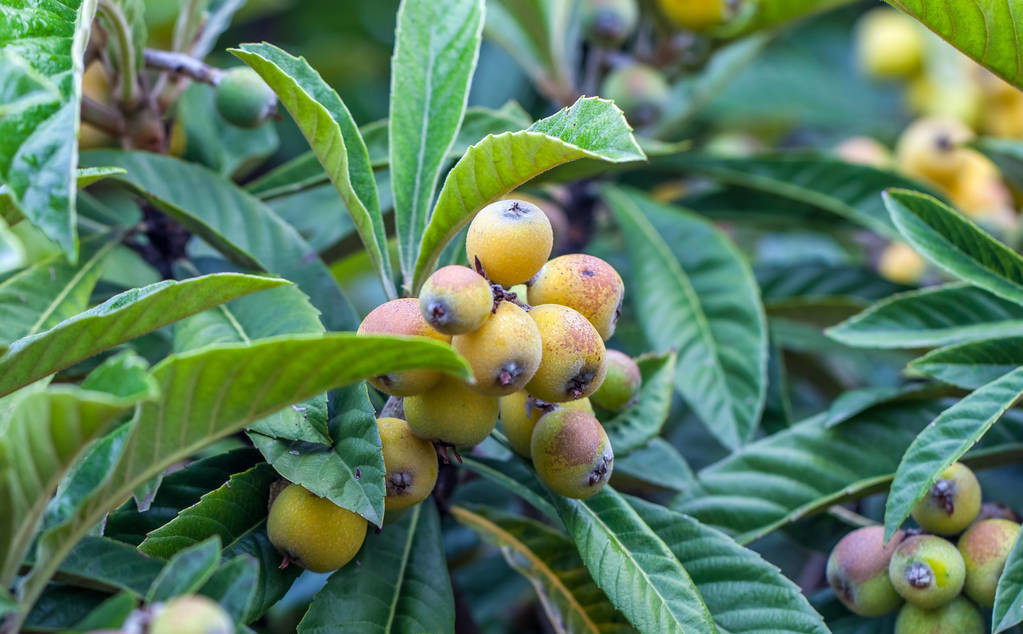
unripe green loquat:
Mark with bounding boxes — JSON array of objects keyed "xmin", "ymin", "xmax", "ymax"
[
  {"xmin": 590, "ymin": 350, "xmax": 641, "ymax": 412},
  {"xmin": 957, "ymin": 518, "xmax": 1021, "ymax": 607},
  {"xmin": 149, "ymin": 595, "xmax": 233, "ymax": 634},
  {"xmin": 826, "ymin": 526, "xmax": 906, "ymax": 616},
  {"xmin": 404, "ymin": 374, "xmax": 499, "ymax": 447},
  {"xmin": 527, "ymin": 253, "xmax": 625, "ymax": 340},
  {"xmin": 215, "ymin": 67, "xmax": 276, "ymax": 128},
  {"xmin": 526, "ymin": 304, "xmax": 607, "ymax": 403},
  {"xmin": 888, "ymin": 534, "xmax": 966, "ymax": 609},
  {"xmin": 499, "ymin": 390, "xmax": 594, "ymax": 457},
  {"xmin": 378, "ymin": 417, "xmax": 438, "ymax": 511},
  {"xmin": 465, "ymin": 199, "xmax": 553, "ymax": 287},
  {"xmin": 267, "ymin": 484, "xmax": 368, "ymax": 573},
  {"xmin": 357, "ymin": 298, "xmax": 451, "ymax": 396},
  {"xmin": 855, "ymin": 8, "xmax": 924, "ymax": 80},
  {"xmin": 419, "ymin": 265, "xmax": 494, "ymax": 335},
  {"xmin": 894, "ymin": 596, "xmax": 984, "ymax": 634},
  {"xmin": 582, "ymin": 0, "xmax": 639, "ymax": 47},
  {"xmin": 911, "ymin": 462, "xmax": 982, "ymax": 536},
  {"xmin": 452, "ymin": 301, "xmax": 542, "ymax": 396},
  {"xmin": 600, "ymin": 64, "xmax": 669, "ymax": 128},
  {"xmin": 531, "ymin": 408, "xmax": 613, "ymax": 499}
]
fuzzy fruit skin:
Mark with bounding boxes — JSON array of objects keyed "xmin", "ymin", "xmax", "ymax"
[
  {"xmin": 896, "ymin": 116, "xmax": 975, "ymax": 188},
  {"xmin": 590, "ymin": 350, "xmax": 641, "ymax": 412},
  {"xmin": 893, "ymin": 596, "xmax": 984, "ymax": 634},
  {"xmin": 452, "ymin": 301, "xmax": 542, "ymax": 396},
  {"xmin": 911, "ymin": 462, "xmax": 982, "ymax": 536},
  {"xmin": 835, "ymin": 137, "xmax": 893, "ymax": 169},
  {"xmin": 527, "ymin": 254, "xmax": 625, "ymax": 340},
  {"xmin": 80, "ymin": 61, "xmax": 115, "ymax": 150},
  {"xmin": 855, "ymin": 9, "xmax": 924, "ymax": 79},
  {"xmin": 600, "ymin": 64, "xmax": 669, "ymax": 127},
  {"xmin": 947, "ymin": 149, "xmax": 1012, "ymax": 219},
  {"xmin": 526, "ymin": 304, "xmax": 608, "ymax": 403},
  {"xmin": 656, "ymin": 0, "xmax": 731, "ymax": 32},
  {"xmin": 357, "ymin": 298, "xmax": 451, "ymax": 396},
  {"xmin": 878, "ymin": 242, "xmax": 926, "ymax": 285},
  {"xmin": 378, "ymin": 417, "xmax": 438, "ymax": 511},
  {"xmin": 826, "ymin": 526, "xmax": 906, "ymax": 616},
  {"xmin": 499, "ymin": 390, "xmax": 593, "ymax": 457},
  {"xmin": 957, "ymin": 518, "xmax": 1021, "ymax": 606},
  {"xmin": 419, "ymin": 265, "xmax": 493, "ymax": 335},
  {"xmin": 889, "ymin": 535, "xmax": 966, "ymax": 609},
  {"xmin": 404, "ymin": 375, "xmax": 499, "ymax": 447},
  {"xmin": 465, "ymin": 199, "xmax": 553, "ymax": 287},
  {"xmin": 215, "ymin": 67, "xmax": 276, "ymax": 128},
  {"xmin": 582, "ymin": 0, "xmax": 639, "ymax": 47},
  {"xmin": 975, "ymin": 502, "xmax": 1020, "ymax": 523},
  {"xmin": 267, "ymin": 484, "xmax": 368, "ymax": 573},
  {"xmin": 149, "ymin": 595, "xmax": 233, "ymax": 634},
  {"xmin": 531, "ymin": 408, "xmax": 613, "ymax": 499}
]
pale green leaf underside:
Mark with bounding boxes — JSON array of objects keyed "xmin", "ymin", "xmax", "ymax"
[
  {"xmin": 910, "ymin": 336, "xmax": 1023, "ymax": 389},
  {"xmin": 993, "ymin": 528, "xmax": 1023, "ymax": 632}
]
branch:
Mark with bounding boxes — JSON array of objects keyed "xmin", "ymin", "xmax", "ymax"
[
  {"xmin": 143, "ymin": 49, "xmax": 224, "ymax": 86},
  {"xmin": 80, "ymin": 95, "xmax": 125, "ymax": 135}
]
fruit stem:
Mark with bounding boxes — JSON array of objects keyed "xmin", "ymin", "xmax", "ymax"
[
  {"xmin": 143, "ymin": 49, "xmax": 224, "ymax": 86},
  {"xmin": 81, "ymin": 95, "xmax": 126, "ymax": 136},
  {"xmin": 96, "ymin": 0, "xmax": 141, "ymax": 109}
]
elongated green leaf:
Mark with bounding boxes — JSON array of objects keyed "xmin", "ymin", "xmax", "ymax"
[
  {"xmin": 0, "ymin": 0, "xmax": 97, "ymax": 259},
  {"xmin": 824, "ymin": 384, "xmax": 937, "ymax": 428},
  {"xmin": 886, "ymin": 0, "xmax": 1023, "ymax": 90},
  {"xmin": 250, "ymin": 383, "xmax": 386, "ymax": 526},
  {"xmin": 552, "ymin": 488, "xmax": 716, "ymax": 634},
  {"xmin": 451, "ymin": 505, "xmax": 631, "ymax": 634},
  {"xmin": 146, "ymin": 537, "xmax": 221, "ymax": 603},
  {"xmin": 390, "ymin": 0, "xmax": 483, "ymax": 283},
  {"xmin": 629, "ymin": 496, "xmax": 829, "ymax": 634},
  {"xmin": 15, "ymin": 334, "xmax": 470, "ymax": 629},
  {"xmin": 604, "ymin": 352, "xmax": 677, "ymax": 456},
  {"xmin": 827, "ymin": 283, "xmax": 1023, "ymax": 349},
  {"xmin": 884, "ymin": 366, "xmax": 1023, "ymax": 540},
  {"xmin": 0, "ymin": 273, "xmax": 287, "ymax": 398},
  {"xmin": 231, "ymin": 43, "xmax": 395, "ymax": 298},
  {"xmin": 298, "ymin": 502, "xmax": 454, "ymax": 634},
  {"xmin": 0, "ymin": 167, "xmax": 126, "ymax": 227},
  {"xmin": 605, "ymin": 186, "xmax": 767, "ymax": 450},
  {"xmin": 613, "ymin": 438, "xmax": 695, "ymax": 494},
  {"xmin": 412, "ymin": 97, "xmax": 644, "ymax": 291},
  {"xmin": 663, "ymin": 154, "xmax": 939, "ymax": 239},
  {"xmin": 56, "ymin": 536, "xmax": 163, "ymax": 596},
  {"xmin": 460, "ymin": 456, "xmax": 560, "ymax": 523},
  {"xmin": 993, "ymin": 530, "xmax": 1023, "ymax": 633},
  {"xmin": 0, "ymin": 382, "xmax": 156, "ymax": 587},
  {"xmin": 756, "ymin": 263, "xmax": 905, "ymax": 303},
  {"xmin": 721, "ymin": 0, "xmax": 856, "ymax": 37},
  {"xmin": 910, "ymin": 337, "xmax": 1023, "ymax": 389},
  {"xmin": 71, "ymin": 591, "xmax": 137, "ymax": 631},
  {"xmin": 885, "ymin": 189, "xmax": 1023, "ymax": 305},
  {"xmin": 199, "ymin": 555, "xmax": 258, "ymax": 625},
  {"xmin": 139, "ymin": 463, "xmax": 277, "ymax": 559}
]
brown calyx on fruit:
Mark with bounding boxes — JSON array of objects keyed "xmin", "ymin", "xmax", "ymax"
[
  {"xmin": 905, "ymin": 562, "xmax": 935, "ymax": 589},
  {"xmin": 386, "ymin": 471, "xmax": 413, "ymax": 496},
  {"xmin": 931, "ymin": 478, "xmax": 958, "ymax": 515}
]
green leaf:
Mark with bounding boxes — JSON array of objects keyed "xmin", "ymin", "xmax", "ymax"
[
  {"xmin": 0, "ymin": 233, "xmax": 118, "ymax": 346},
  {"xmin": 412, "ymin": 96, "xmax": 645, "ymax": 291},
  {"xmin": 824, "ymin": 384, "xmax": 938, "ymax": 428},
  {"xmin": 721, "ymin": 0, "xmax": 857, "ymax": 37},
  {"xmin": 885, "ymin": 188, "xmax": 1023, "ymax": 305},
  {"xmin": 0, "ymin": 0, "xmax": 97, "ymax": 260},
  {"xmin": 139, "ymin": 463, "xmax": 277, "ymax": 559},
  {"xmin": 757, "ymin": 262, "xmax": 906, "ymax": 303},
  {"xmin": 613, "ymin": 438, "xmax": 695, "ymax": 494},
  {"xmin": 552, "ymin": 487, "xmax": 716, "ymax": 634},
  {"xmin": 249, "ymin": 384, "xmax": 386, "ymax": 526},
  {"xmin": 0, "ymin": 587, "xmax": 16, "ymax": 620},
  {"xmin": 604, "ymin": 351, "xmax": 677, "ymax": 456},
  {"xmin": 628, "ymin": 496, "xmax": 829, "ymax": 634},
  {"xmin": 451, "ymin": 505, "xmax": 631, "ymax": 634},
  {"xmin": 827, "ymin": 283, "xmax": 1023, "ymax": 349},
  {"xmin": 231, "ymin": 43, "xmax": 395, "ymax": 298},
  {"xmin": 79, "ymin": 150, "xmax": 359, "ymax": 330},
  {"xmin": 56, "ymin": 536, "xmax": 163, "ymax": 596},
  {"xmin": 460, "ymin": 455, "xmax": 561, "ymax": 523},
  {"xmin": 993, "ymin": 529, "xmax": 1023, "ymax": 633},
  {"xmin": 0, "ymin": 167, "xmax": 126, "ymax": 227},
  {"xmin": 16, "ymin": 334, "xmax": 470, "ymax": 627},
  {"xmin": 0, "ymin": 49, "xmax": 60, "ymax": 117},
  {"xmin": 973, "ymin": 137, "xmax": 1023, "ymax": 192},
  {"xmin": 199, "ymin": 554, "xmax": 258, "ymax": 625},
  {"xmin": 0, "ymin": 273, "xmax": 288, "ymax": 398},
  {"xmin": 883, "ymin": 366, "xmax": 1023, "ymax": 540},
  {"xmin": 0, "ymin": 383, "xmax": 156, "ymax": 587},
  {"xmin": 663, "ymin": 154, "xmax": 939, "ymax": 239},
  {"xmin": 910, "ymin": 337, "xmax": 1023, "ymax": 389},
  {"xmin": 604, "ymin": 185, "xmax": 767, "ymax": 450},
  {"xmin": 145, "ymin": 537, "xmax": 221, "ymax": 603},
  {"xmin": 71, "ymin": 591, "xmax": 137, "ymax": 632},
  {"xmin": 298, "ymin": 502, "xmax": 454, "ymax": 634},
  {"xmin": 390, "ymin": 0, "xmax": 483, "ymax": 283},
  {"xmin": 886, "ymin": 0, "xmax": 1023, "ymax": 90}
]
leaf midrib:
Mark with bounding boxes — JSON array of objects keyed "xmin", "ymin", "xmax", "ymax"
[{"xmin": 383, "ymin": 503, "xmax": 420, "ymax": 633}]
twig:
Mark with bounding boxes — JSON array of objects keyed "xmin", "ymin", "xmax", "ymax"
[
  {"xmin": 80, "ymin": 95, "xmax": 125, "ymax": 135},
  {"xmin": 143, "ymin": 49, "xmax": 224, "ymax": 86},
  {"xmin": 827, "ymin": 505, "xmax": 878, "ymax": 529}
]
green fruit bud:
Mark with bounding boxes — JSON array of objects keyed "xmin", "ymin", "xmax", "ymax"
[
  {"xmin": 894, "ymin": 596, "xmax": 984, "ymax": 634},
  {"xmin": 600, "ymin": 64, "xmax": 669, "ymax": 127},
  {"xmin": 590, "ymin": 350, "xmax": 641, "ymax": 412},
  {"xmin": 215, "ymin": 67, "xmax": 276, "ymax": 129},
  {"xmin": 911, "ymin": 462, "xmax": 982, "ymax": 536},
  {"xmin": 826, "ymin": 526, "xmax": 905, "ymax": 616},
  {"xmin": 957, "ymin": 518, "xmax": 1021, "ymax": 607},
  {"xmin": 889, "ymin": 535, "xmax": 966, "ymax": 609},
  {"xmin": 149, "ymin": 595, "xmax": 233, "ymax": 634},
  {"xmin": 582, "ymin": 0, "xmax": 639, "ymax": 47}
]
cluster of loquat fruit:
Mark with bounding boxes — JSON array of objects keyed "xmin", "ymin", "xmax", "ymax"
[
  {"xmin": 265, "ymin": 198, "xmax": 644, "ymax": 574},
  {"xmin": 840, "ymin": 8, "xmax": 1023, "ymax": 285},
  {"xmin": 827, "ymin": 462, "xmax": 1020, "ymax": 633}
]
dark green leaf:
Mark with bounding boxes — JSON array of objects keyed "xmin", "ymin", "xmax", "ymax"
[
  {"xmin": 973, "ymin": 137, "xmax": 1023, "ymax": 192},
  {"xmin": 756, "ymin": 262, "xmax": 906, "ymax": 303},
  {"xmin": 199, "ymin": 554, "xmax": 258, "ymax": 625},
  {"xmin": 145, "ymin": 536, "xmax": 221, "ymax": 603},
  {"xmin": 993, "ymin": 528, "xmax": 1023, "ymax": 632},
  {"xmin": 604, "ymin": 352, "xmax": 677, "ymax": 456},
  {"xmin": 613, "ymin": 438, "xmax": 695, "ymax": 494},
  {"xmin": 71, "ymin": 591, "xmax": 137, "ymax": 632},
  {"xmin": 57, "ymin": 536, "xmax": 163, "ymax": 596},
  {"xmin": 460, "ymin": 455, "xmax": 560, "ymax": 524},
  {"xmin": 910, "ymin": 337, "xmax": 1023, "ymax": 389},
  {"xmin": 824, "ymin": 384, "xmax": 937, "ymax": 427}
]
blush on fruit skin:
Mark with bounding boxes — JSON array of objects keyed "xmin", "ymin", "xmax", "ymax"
[
  {"xmin": 452, "ymin": 301, "xmax": 542, "ymax": 396},
  {"xmin": 888, "ymin": 535, "xmax": 966, "ymax": 610},
  {"xmin": 357, "ymin": 298, "xmax": 451, "ymax": 397},
  {"xmin": 526, "ymin": 304, "xmax": 607, "ymax": 403},
  {"xmin": 499, "ymin": 390, "xmax": 593, "ymax": 458},
  {"xmin": 826, "ymin": 526, "xmax": 906, "ymax": 616},
  {"xmin": 531, "ymin": 408, "xmax": 613, "ymax": 499},
  {"xmin": 465, "ymin": 199, "xmax": 553, "ymax": 287},
  {"xmin": 590, "ymin": 350, "xmax": 641, "ymax": 412},
  {"xmin": 404, "ymin": 374, "xmax": 499, "ymax": 448},
  {"xmin": 419, "ymin": 265, "xmax": 494, "ymax": 335},
  {"xmin": 957, "ymin": 518, "xmax": 1021, "ymax": 607},
  {"xmin": 894, "ymin": 596, "xmax": 984, "ymax": 634},
  {"xmin": 527, "ymin": 253, "xmax": 625, "ymax": 340},
  {"xmin": 378, "ymin": 417, "xmax": 438, "ymax": 511},
  {"xmin": 267, "ymin": 484, "xmax": 368, "ymax": 573},
  {"xmin": 910, "ymin": 462, "xmax": 982, "ymax": 536}
]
